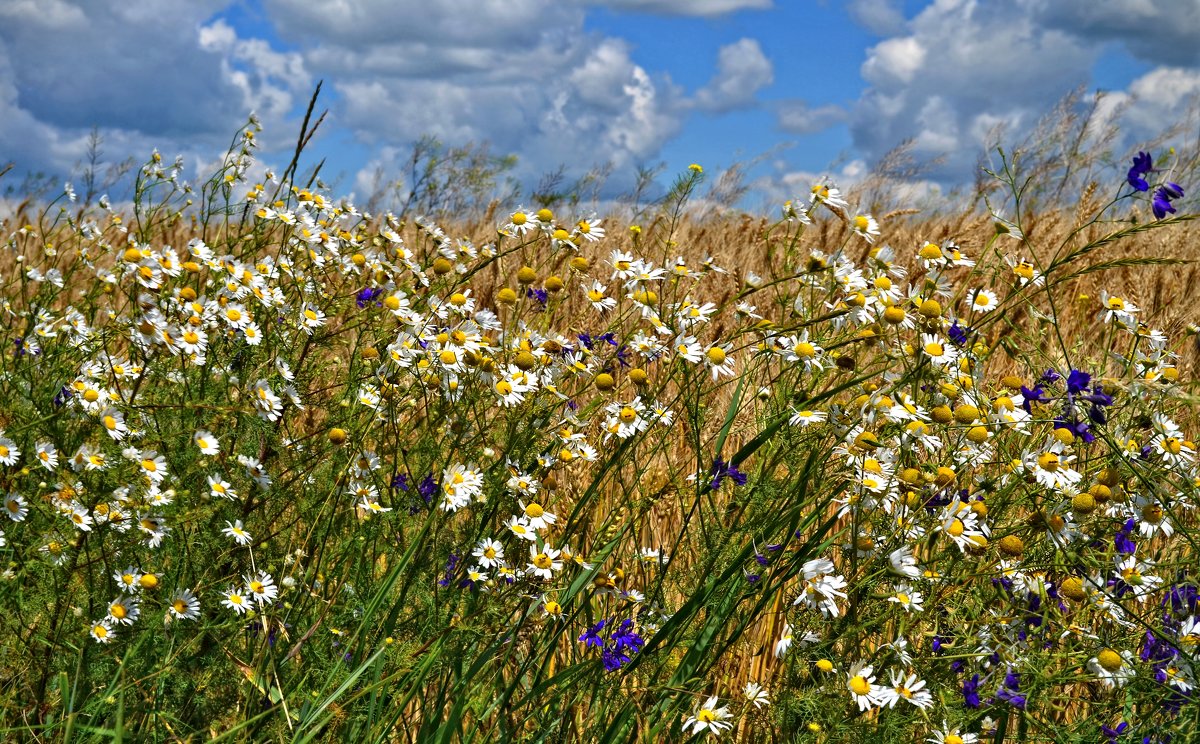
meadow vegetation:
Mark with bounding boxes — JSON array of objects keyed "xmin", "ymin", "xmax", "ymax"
[{"xmin": 0, "ymin": 93, "xmax": 1199, "ymax": 742}]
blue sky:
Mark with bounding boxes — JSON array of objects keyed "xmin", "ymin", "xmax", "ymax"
[{"xmin": 2, "ymin": 0, "xmax": 1199, "ymax": 210}]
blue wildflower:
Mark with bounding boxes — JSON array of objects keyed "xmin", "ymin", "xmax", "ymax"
[
  {"xmin": 437, "ymin": 553, "xmax": 460, "ymax": 587},
  {"xmin": 1115, "ymin": 518, "xmax": 1138, "ymax": 556},
  {"xmin": 962, "ymin": 673, "xmax": 981, "ymax": 708},
  {"xmin": 948, "ymin": 321, "xmax": 972, "ymax": 347},
  {"xmin": 1020, "ymin": 385, "xmax": 1048, "ymax": 413},
  {"xmin": 995, "ymin": 670, "xmax": 1026, "ymax": 709},
  {"xmin": 1128, "ymin": 151, "xmax": 1152, "ymax": 192},
  {"xmin": 1153, "ymin": 182, "xmax": 1184, "ymax": 219},
  {"xmin": 579, "ymin": 620, "xmax": 607, "ymax": 649},
  {"xmin": 1103, "ymin": 721, "xmax": 1129, "ymax": 743},
  {"xmin": 418, "ymin": 474, "xmax": 438, "ymax": 503},
  {"xmin": 1066, "ymin": 369, "xmax": 1091, "ymax": 395},
  {"xmin": 356, "ymin": 287, "xmax": 383, "ymax": 308},
  {"xmin": 709, "ymin": 457, "xmax": 747, "ymax": 490}
]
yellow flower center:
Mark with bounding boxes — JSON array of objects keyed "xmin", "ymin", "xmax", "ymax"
[
  {"xmin": 533, "ymin": 553, "xmax": 553, "ymax": 570},
  {"xmin": 849, "ymin": 675, "xmax": 872, "ymax": 695},
  {"xmin": 1097, "ymin": 649, "xmax": 1123, "ymax": 672},
  {"xmin": 1141, "ymin": 504, "xmax": 1163, "ymax": 524},
  {"xmin": 919, "ymin": 243, "xmax": 943, "ymax": 260},
  {"xmin": 946, "ymin": 519, "xmax": 965, "ymax": 537}
]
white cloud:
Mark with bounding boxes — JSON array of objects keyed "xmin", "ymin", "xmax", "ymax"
[
  {"xmin": 841, "ymin": 0, "xmax": 1200, "ymax": 184},
  {"xmin": 848, "ymin": 0, "xmax": 1098, "ymax": 179},
  {"xmin": 0, "ymin": 1, "xmax": 308, "ymax": 180},
  {"xmin": 846, "ymin": 0, "xmax": 906, "ymax": 36},
  {"xmin": 594, "ymin": 0, "xmax": 771, "ymax": 15},
  {"xmin": 861, "ymin": 36, "xmax": 925, "ymax": 85},
  {"xmin": 1032, "ymin": 0, "xmax": 1200, "ymax": 66},
  {"xmin": 261, "ymin": 0, "xmax": 774, "ymax": 189},
  {"xmin": 775, "ymin": 101, "xmax": 845, "ymax": 134},
  {"xmin": 694, "ymin": 39, "xmax": 774, "ymax": 113}
]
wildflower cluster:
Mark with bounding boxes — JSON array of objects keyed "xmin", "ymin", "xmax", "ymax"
[{"xmin": 0, "ymin": 127, "xmax": 1196, "ymax": 743}]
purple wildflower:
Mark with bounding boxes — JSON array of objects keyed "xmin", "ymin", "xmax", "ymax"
[
  {"xmin": 1128, "ymin": 151, "xmax": 1152, "ymax": 192},
  {"xmin": 709, "ymin": 457, "xmax": 748, "ymax": 490},
  {"xmin": 356, "ymin": 287, "xmax": 383, "ymax": 308}
]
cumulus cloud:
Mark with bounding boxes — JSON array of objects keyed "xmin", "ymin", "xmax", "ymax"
[
  {"xmin": 0, "ymin": 1, "xmax": 309, "ymax": 180},
  {"xmin": 846, "ymin": 0, "xmax": 907, "ymax": 36},
  {"xmin": 848, "ymin": 0, "xmax": 1097, "ymax": 179},
  {"xmin": 261, "ymin": 0, "xmax": 776, "ymax": 189},
  {"xmin": 841, "ymin": 0, "xmax": 1200, "ymax": 183},
  {"xmin": 1033, "ymin": 0, "xmax": 1200, "ymax": 67},
  {"xmin": 693, "ymin": 39, "xmax": 775, "ymax": 113},
  {"xmin": 775, "ymin": 101, "xmax": 845, "ymax": 134},
  {"xmin": 596, "ymin": 0, "xmax": 772, "ymax": 15}
]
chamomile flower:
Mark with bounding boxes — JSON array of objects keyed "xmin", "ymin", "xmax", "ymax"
[
  {"xmin": 1088, "ymin": 648, "xmax": 1136, "ymax": 688},
  {"xmin": 888, "ymin": 583, "xmax": 925, "ymax": 613},
  {"xmin": 90, "ymin": 618, "xmax": 115, "ymax": 644},
  {"xmin": 193, "ymin": 430, "xmax": 220, "ymax": 456},
  {"xmin": 743, "ymin": 681, "xmax": 770, "ymax": 709},
  {"xmin": 472, "ymin": 538, "xmax": 506, "ymax": 569},
  {"xmin": 506, "ymin": 516, "xmax": 538, "ymax": 542},
  {"xmin": 208, "ymin": 475, "xmax": 238, "ymax": 500},
  {"xmin": 968, "ymin": 288, "xmax": 999, "ymax": 313},
  {"xmin": 222, "ymin": 520, "xmax": 253, "ymax": 546},
  {"xmin": 167, "ymin": 589, "xmax": 200, "ymax": 621},
  {"xmin": 851, "ymin": 213, "xmax": 880, "ymax": 243},
  {"xmin": 879, "ymin": 669, "xmax": 933, "ymax": 709},
  {"xmin": 920, "ymin": 334, "xmax": 957, "ymax": 366},
  {"xmin": 107, "ymin": 595, "xmax": 141, "ymax": 626},
  {"xmin": 0, "ymin": 433, "xmax": 20, "ymax": 466},
  {"xmin": 888, "ymin": 546, "xmax": 922, "ymax": 579},
  {"xmin": 927, "ymin": 724, "xmax": 978, "ymax": 744},
  {"xmin": 35, "ymin": 441, "xmax": 58, "ymax": 471},
  {"xmin": 682, "ymin": 696, "xmax": 733, "ymax": 737},
  {"xmin": 526, "ymin": 544, "xmax": 563, "ymax": 580},
  {"xmin": 519, "ymin": 500, "xmax": 556, "ymax": 530},
  {"xmin": 222, "ymin": 586, "xmax": 251, "ymax": 614},
  {"xmin": 4, "ymin": 493, "xmax": 28, "ymax": 522},
  {"xmin": 1098, "ymin": 291, "xmax": 1139, "ymax": 326},
  {"xmin": 789, "ymin": 408, "xmax": 828, "ymax": 427},
  {"xmin": 704, "ymin": 344, "xmax": 735, "ymax": 379},
  {"xmin": 504, "ymin": 207, "xmax": 534, "ymax": 236},
  {"xmin": 846, "ymin": 660, "xmax": 884, "ymax": 712},
  {"xmin": 585, "ymin": 280, "xmax": 617, "ymax": 312},
  {"xmin": 99, "ymin": 409, "xmax": 129, "ymax": 440},
  {"xmin": 245, "ymin": 571, "xmax": 279, "ymax": 606}
]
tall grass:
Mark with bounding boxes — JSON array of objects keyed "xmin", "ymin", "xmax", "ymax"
[{"xmin": 0, "ymin": 97, "xmax": 1198, "ymax": 743}]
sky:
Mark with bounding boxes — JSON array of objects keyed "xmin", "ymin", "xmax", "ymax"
[{"xmin": 2, "ymin": 0, "xmax": 1200, "ymax": 211}]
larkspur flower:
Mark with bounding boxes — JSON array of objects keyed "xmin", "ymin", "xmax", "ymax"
[{"xmin": 1127, "ymin": 151, "xmax": 1152, "ymax": 192}]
